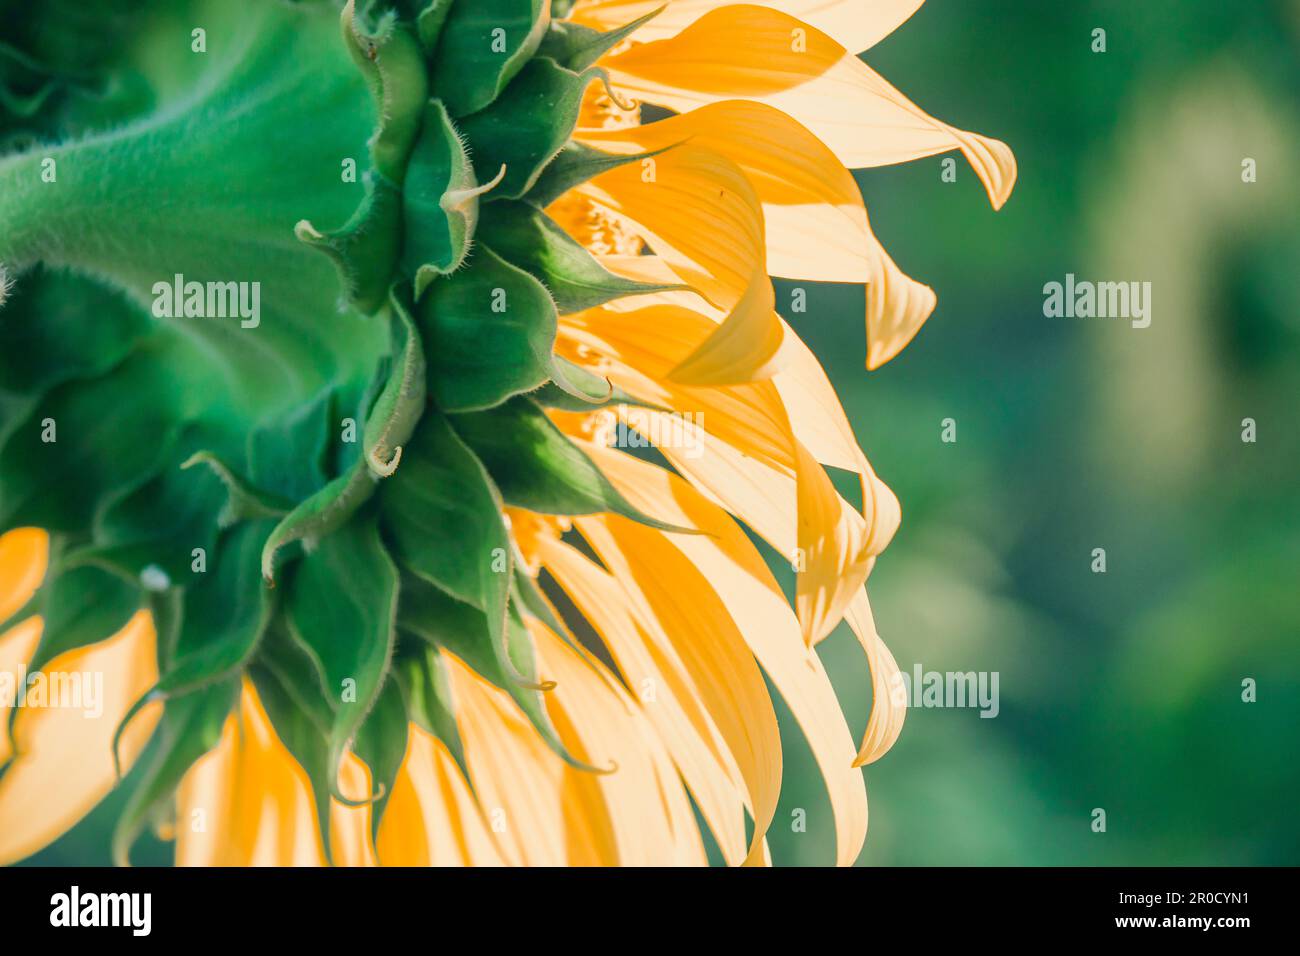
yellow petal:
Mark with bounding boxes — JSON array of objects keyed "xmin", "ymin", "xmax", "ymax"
[
  {"xmin": 176, "ymin": 680, "xmax": 327, "ymax": 866},
  {"xmin": 444, "ymin": 652, "xmax": 569, "ymax": 866},
  {"xmin": 376, "ymin": 724, "xmax": 503, "ymax": 866},
  {"xmin": 0, "ymin": 528, "xmax": 46, "ymax": 622},
  {"xmin": 329, "ymin": 753, "xmax": 379, "ymax": 866},
  {"xmin": 793, "ymin": 437, "xmax": 874, "ymax": 644},
  {"xmin": 579, "ymin": 99, "xmax": 936, "ymax": 367},
  {"xmin": 571, "ymin": 144, "xmax": 783, "ymax": 384},
  {"xmin": 844, "ymin": 590, "xmax": 907, "ymax": 766},
  {"xmin": 603, "ymin": 5, "xmax": 1016, "ymax": 208},
  {"xmin": 0, "ymin": 612, "xmax": 160, "ymax": 865},
  {"xmin": 550, "ymin": 521, "xmax": 781, "ymax": 865},
  {"xmin": 570, "ymin": 0, "xmax": 926, "ymax": 53},
  {"xmin": 530, "ymin": 618, "xmax": 703, "ymax": 865},
  {"xmin": 0, "ymin": 619, "xmax": 41, "ymax": 768},
  {"xmin": 560, "ymin": 302, "xmax": 797, "ymax": 471},
  {"xmin": 538, "ymin": 534, "xmax": 748, "ymax": 863},
  {"xmin": 587, "ymin": 448, "xmax": 868, "ymax": 865}
]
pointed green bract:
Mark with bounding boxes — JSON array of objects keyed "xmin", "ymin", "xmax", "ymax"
[
  {"xmin": 401, "ymin": 100, "xmax": 484, "ymax": 294},
  {"xmin": 351, "ymin": 678, "xmax": 409, "ymax": 840},
  {"xmin": 396, "ymin": 643, "xmax": 467, "ymax": 775},
  {"xmin": 152, "ymin": 520, "xmax": 276, "ymax": 697},
  {"xmin": 533, "ymin": 356, "xmax": 664, "ymax": 412},
  {"xmin": 181, "ymin": 453, "xmax": 291, "ymax": 529},
  {"xmin": 380, "ymin": 413, "xmax": 510, "ymax": 620},
  {"xmin": 362, "ymin": 289, "xmax": 427, "ymax": 477},
  {"xmin": 537, "ymin": 7, "xmax": 664, "ymax": 72},
  {"xmin": 398, "ymin": 572, "xmax": 606, "ymax": 773},
  {"xmin": 296, "ymin": 180, "xmax": 403, "ymax": 315},
  {"xmin": 415, "ymin": 246, "xmax": 558, "ymax": 412},
  {"xmin": 480, "ymin": 200, "xmax": 682, "ymax": 312},
  {"xmin": 260, "ymin": 461, "xmax": 375, "ymax": 584},
  {"xmin": 526, "ymin": 141, "xmax": 666, "ymax": 208},
  {"xmin": 341, "ymin": 1, "xmax": 428, "ymax": 185},
  {"xmin": 457, "ymin": 56, "xmax": 596, "ymax": 199},
  {"xmin": 451, "ymin": 396, "xmax": 688, "ymax": 530},
  {"xmin": 286, "ymin": 515, "xmax": 398, "ymax": 805}
]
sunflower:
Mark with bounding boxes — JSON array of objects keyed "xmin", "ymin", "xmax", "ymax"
[{"xmin": 0, "ymin": 0, "xmax": 1014, "ymax": 866}]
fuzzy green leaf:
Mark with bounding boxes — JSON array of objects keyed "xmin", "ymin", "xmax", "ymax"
[{"xmin": 362, "ymin": 288, "xmax": 427, "ymax": 477}]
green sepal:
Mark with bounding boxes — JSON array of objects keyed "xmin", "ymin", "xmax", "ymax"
[
  {"xmin": 510, "ymin": 564, "xmax": 627, "ymax": 695},
  {"xmin": 150, "ymin": 520, "xmax": 277, "ymax": 699},
  {"xmin": 285, "ymin": 514, "xmax": 398, "ymax": 807},
  {"xmin": 180, "ymin": 453, "xmax": 291, "ymax": 529},
  {"xmin": 414, "ymin": 0, "xmax": 455, "ymax": 53},
  {"xmin": 24, "ymin": 562, "xmax": 140, "ymax": 679},
  {"xmin": 341, "ymin": 0, "xmax": 428, "ymax": 184},
  {"xmin": 525, "ymin": 141, "xmax": 667, "ymax": 208},
  {"xmin": 247, "ymin": 390, "xmax": 336, "ymax": 503},
  {"xmin": 362, "ymin": 288, "xmax": 427, "ymax": 478},
  {"xmin": 457, "ymin": 57, "xmax": 596, "ymax": 200},
  {"xmin": 398, "ymin": 573, "xmax": 608, "ymax": 773},
  {"xmin": 397, "ymin": 567, "xmax": 531, "ymax": 693},
  {"xmin": 479, "ymin": 199, "xmax": 682, "ymax": 312},
  {"xmin": 295, "ymin": 177, "xmax": 402, "ymax": 315},
  {"xmin": 450, "ymin": 396, "xmax": 691, "ymax": 531},
  {"xmin": 536, "ymin": 6, "xmax": 664, "ymax": 71},
  {"xmin": 532, "ymin": 356, "xmax": 663, "ymax": 412},
  {"xmin": 351, "ymin": 676, "xmax": 408, "ymax": 841},
  {"xmin": 380, "ymin": 412, "xmax": 511, "ymax": 632},
  {"xmin": 111, "ymin": 679, "xmax": 239, "ymax": 867},
  {"xmin": 395, "ymin": 642, "xmax": 467, "ymax": 778},
  {"xmin": 402, "ymin": 100, "xmax": 498, "ymax": 296},
  {"xmin": 0, "ymin": 267, "xmax": 149, "ymax": 400},
  {"xmin": 430, "ymin": 0, "xmax": 550, "ymax": 117},
  {"xmin": 415, "ymin": 246, "xmax": 557, "ymax": 412},
  {"xmin": 0, "ymin": 347, "xmax": 184, "ymax": 533},
  {"xmin": 260, "ymin": 459, "xmax": 376, "ymax": 584},
  {"xmin": 66, "ymin": 445, "xmax": 228, "ymax": 585},
  {"xmin": 248, "ymin": 635, "xmax": 336, "ymax": 863}
]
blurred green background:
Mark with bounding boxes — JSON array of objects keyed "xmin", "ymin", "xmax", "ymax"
[{"xmin": 28, "ymin": 0, "xmax": 1300, "ymax": 866}]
